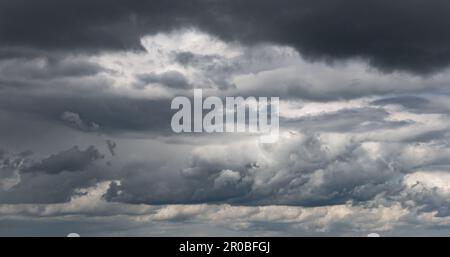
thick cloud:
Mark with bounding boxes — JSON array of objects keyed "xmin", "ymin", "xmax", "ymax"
[
  {"xmin": 0, "ymin": 146, "xmax": 111, "ymax": 204},
  {"xmin": 2, "ymin": 1, "xmax": 450, "ymax": 236},
  {"xmin": 23, "ymin": 146, "xmax": 103, "ymax": 174},
  {"xmin": 1, "ymin": 181, "xmax": 449, "ymax": 236},
  {"xmin": 2, "ymin": 0, "xmax": 450, "ymax": 73},
  {"xmin": 103, "ymin": 133, "xmax": 403, "ymax": 206}
]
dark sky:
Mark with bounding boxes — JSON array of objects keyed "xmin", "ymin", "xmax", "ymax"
[
  {"xmin": 2, "ymin": 0, "xmax": 450, "ymax": 73},
  {"xmin": 1, "ymin": 0, "xmax": 450, "ymax": 236}
]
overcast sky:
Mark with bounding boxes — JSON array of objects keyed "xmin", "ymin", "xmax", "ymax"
[{"xmin": 2, "ymin": 0, "xmax": 450, "ymax": 236}]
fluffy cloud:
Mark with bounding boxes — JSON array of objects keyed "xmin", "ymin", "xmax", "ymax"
[{"xmin": 2, "ymin": 180, "xmax": 450, "ymax": 236}]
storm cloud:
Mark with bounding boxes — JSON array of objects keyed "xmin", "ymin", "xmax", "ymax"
[
  {"xmin": 1, "ymin": 0, "xmax": 450, "ymax": 236},
  {"xmin": 2, "ymin": 0, "xmax": 450, "ymax": 73}
]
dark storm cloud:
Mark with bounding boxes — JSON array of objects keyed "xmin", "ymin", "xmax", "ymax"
[
  {"xmin": 104, "ymin": 161, "xmax": 253, "ymax": 205},
  {"xmin": 3, "ymin": 0, "xmax": 450, "ymax": 236},
  {"xmin": 0, "ymin": 171, "xmax": 98, "ymax": 203},
  {"xmin": 0, "ymin": 0, "xmax": 144, "ymax": 52},
  {"xmin": 104, "ymin": 134, "xmax": 404, "ymax": 206},
  {"xmin": 2, "ymin": 0, "xmax": 450, "ymax": 73},
  {"xmin": 0, "ymin": 146, "xmax": 109, "ymax": 203},
  {"xmin": 23, "ymin": 146, "xmax": 103, "ymax": 174}
]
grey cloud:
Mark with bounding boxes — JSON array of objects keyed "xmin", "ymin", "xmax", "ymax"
[
  {"xmin": 106, "ymin": 140, "xmax": 117, "ymax": 156},
  {"xmin": 0, "ymin": 90, "xmax": 174, "ymax": 134},
  {"xmin": 104, "ymin": 162, "xmax": 195, "ymax": 205},
  {"xmin": 104, "ymin": 134, "xmax": 404, "ymax": 206},
  {"xmin": 61, "ymin": 111, "xmax": 100, "ymax": 132},
  {"xmin": 284, "ymin": 108, "xmax": 410, "ymax": 133},
  {"xmin": 0, "ymin": 151, "xmax": 27, "ymax": 191},
  {"xmin": 401, "ymin": 130, "xmax": 449, "ymax": 143},
  {"xmin": 174, "ymin": 51, "xmax": 203, "ymax": 66},
  {"xmin": 0, "ymin": 171, "xmax": 100, "ymax": 204},
  {"xmin": 371, "ymin": 95, "xmax": 450, "ymax": 115},
  {"xmin": 1, "ymin": 0, "xmax": 450, "ymax": 73},
  {"xmin": 390, "ymin": 180, "xmax": 450, "ymax": 218},
  {"xmin": 172, "ymin": 47, "xmax": 297, "ymax": 90},
  {"xmin": 0, "ymin": 146, "xmax": 110, "ymax": 204},
  {"xmin": 23, "ymin": 146, "xmax": 103, "ymax": 174},
  {"xmin": 173, "ymin": 52, "xmax": 236, "ymax": 90},
  {"xmin": 136, "ymin": 70, "xmax": 191, "ymax": 89},
  {"xmin": 0, "ymin": 57, "xmax": 103, "ymax": 81},
  {"xmin": 2, "ymin": 0, "xmax": 450, "ymax": 236},
  {"xmin": 372, "ymin": 96, "xmax": 430, "ymax": 110}
]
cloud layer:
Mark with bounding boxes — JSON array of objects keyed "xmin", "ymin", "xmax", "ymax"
[{"xmin": 1, "ymin": 1, "xmax": 450, "ymax": 236}]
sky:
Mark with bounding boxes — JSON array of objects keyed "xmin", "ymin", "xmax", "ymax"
[{"xmin": 1, "ymin": 0, "xmax": 450, "ymax": 236}]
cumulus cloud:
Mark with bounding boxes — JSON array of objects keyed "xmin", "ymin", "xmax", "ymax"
[
  {"xmin": 101, "ymin": 133, "xmax": 400, "ymax": 206},
  {"xmin": 1, "ymin": 181, "xmax": 448, "ymax": 236},
  {"xmin": 0, "ymin": 146, "xmax": 111, "ymax": 204}
]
